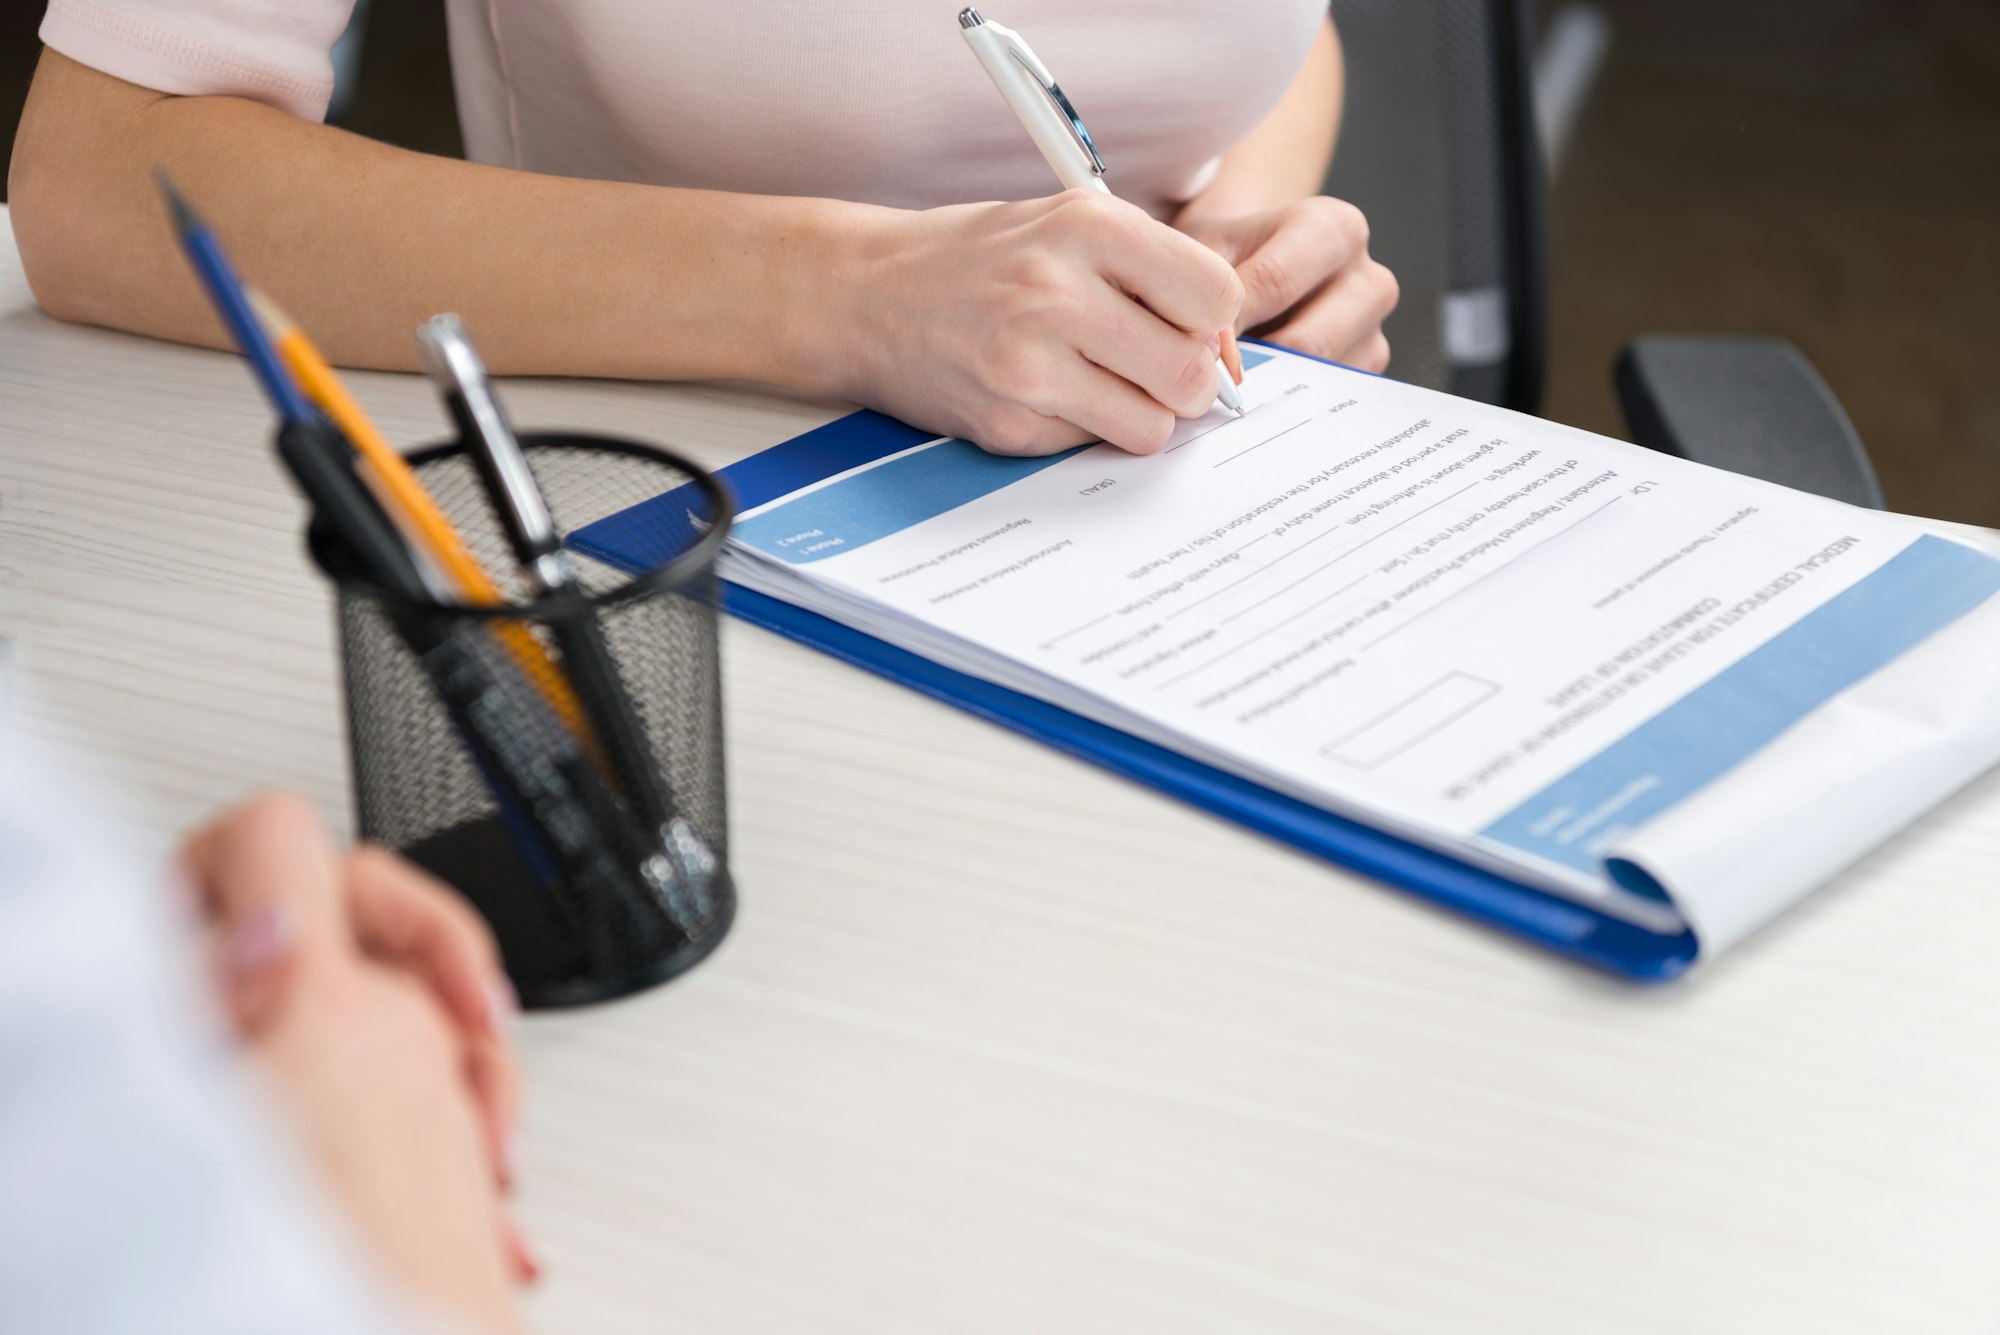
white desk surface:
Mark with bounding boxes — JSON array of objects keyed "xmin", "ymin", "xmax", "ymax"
[{"xmin": 3, "ymin": 212, "xmax": 1998, "ymax": 1334}]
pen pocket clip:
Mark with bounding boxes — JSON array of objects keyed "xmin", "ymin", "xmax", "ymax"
[{"xmin": 1007, "ymin": 46, "xmax": 1107, "ymax": 176}]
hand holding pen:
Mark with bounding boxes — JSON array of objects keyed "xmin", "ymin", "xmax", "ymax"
[
  {"xmin": 959, "ymin": 7, "xmax": 1243, "ymax": 418},
  {"xmin": 959, "ymin": 8, "xmax": 1397, "ymax": 399},
  {"xmin": 838, "ymin": 195, "xmax": 1244, "ymax": 457},
  {"xmin": 775, "ymin": 15, "xmax": 1248, "ymax": 460}
]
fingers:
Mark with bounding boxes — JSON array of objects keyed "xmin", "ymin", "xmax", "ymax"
[
  {"xmin": 182, "ymin": 792, "xmax": 350, "ymax": 1016},
  {"xmin": 1232, "ymin": 196, "xmax": 1371, "ymax": 332},
  {"xmin": 1347, "ymin": 330, "xmax": 1393, "ymax": 374},
  {"xmin": 464, "ymin": 1028, "xmax": 523, "ymax": 1193},
  {"xmin": 182, "ymin": 792, "xmax": 352, "ymax": 1036},
  {"xmin": 182, "ymin": 791, "xmax": 345, "ymax": 925},
  {"xmin": 502, "ymin": 1211, "xmax": 542, "ymax": 1285},
  {"xmin": 345, "ymin": 844, "xmax": 510, "ymax": 1043},
  {"xmin": 344, "ymin": 845, "xmax": 520, "ymax": 1190},
  {"xmin": 184, "ymin": 796, "xmax": 534, "ymax": 1293},
  {"xmin": 920, "ymin": 193, "xmax": 1250, "ymax": 457},
  {"xmin": 1072, "ymin": 280, "xmax": 1225, "ymax": 420},
  {"xmin": 969, "ymin": 411, "xmax": 1092, "ymax": 458},
  {"xmin": 1058, "ymin": 191, "xmax": 1243, "ymax": 335},
  {"xmin": 1049, "ymin": 354, "xmax": 1182, "ymax": 455},
  {"xmin": 1261, "ymin": 253, "xmax": 1400, "ymax": 371},
  {"xmin": 974, "ymin": 321, "xmax": 1184, "ymax": 456},
  {"xmin": 969, "ymin": 355, "xmax": 1179, "ymax": 458}
]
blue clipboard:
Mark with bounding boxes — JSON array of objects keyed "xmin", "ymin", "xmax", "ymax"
[{"xmin": 571, "ymin": 406, "xmax": 1701, "ymax": 982}]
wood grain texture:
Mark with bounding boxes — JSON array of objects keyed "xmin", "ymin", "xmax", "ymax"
[{"xmin": 2, "ymin": 209, "xmax": 1997, "ymax": 1333}]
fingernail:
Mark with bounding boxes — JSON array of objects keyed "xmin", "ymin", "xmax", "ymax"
[
  {"xmin": 485, "ymin": 976, "xmax": 519, "ymax": 1033},
  {"xmin": 512, "ymin": 1224, "xmax": 543, "ymax": 1284},
  {"xmin": 225, "ymin": 904, "xmax": 295, "ymax": 980}
]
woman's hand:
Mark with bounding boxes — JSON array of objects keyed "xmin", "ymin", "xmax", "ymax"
[
  {"xmin": 191, "ymin": 805, "xmax": 522, "ymax": 1198},
  {"xmin": 181, "ymin": 793, "xmax": 528, "ymax": 1335},
  {"xmin": 1175, "ymin": 196, "xmax": 1398, "ymax": 373},
  {"xmin": 824, "ymin": 190, "xmax": 1245, "ymax": 457}
]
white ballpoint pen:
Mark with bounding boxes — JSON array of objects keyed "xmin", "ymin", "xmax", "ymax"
[{"xmin": 957, "ymin": 6, "xmax": 1246, "ymax": 418}]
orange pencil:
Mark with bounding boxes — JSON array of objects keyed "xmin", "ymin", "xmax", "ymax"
[{"xmin": 248, "ymin": 289, "xmax": 597, "ymax": 749}]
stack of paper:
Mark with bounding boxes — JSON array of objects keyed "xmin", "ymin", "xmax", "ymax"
[{"xmin": 578, "ymin": 346, "xmax": 2000, "ymax": 966}]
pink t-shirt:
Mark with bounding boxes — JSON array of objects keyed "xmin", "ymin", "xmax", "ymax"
[{"xmin": 41, "ymin": 0, "xmax": 1325, "ymax": 218}]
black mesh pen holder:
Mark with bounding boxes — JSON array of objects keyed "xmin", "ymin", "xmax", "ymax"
[{"xmin": 311, "ymin": 433, "xmax": 735, "ymax": 1008}]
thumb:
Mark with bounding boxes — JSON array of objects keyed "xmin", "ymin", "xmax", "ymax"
[{"xmin": 1183, "ymin": 212, "xmax": 1285, "ymax": 328}]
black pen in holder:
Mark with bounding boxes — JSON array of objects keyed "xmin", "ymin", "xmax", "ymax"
[{"xmin": 309, "ymin": 432, "xmax": 736, "ymax": 1008}]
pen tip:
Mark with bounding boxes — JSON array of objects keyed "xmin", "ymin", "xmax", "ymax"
[{"xmin": 152, "ymin": 168, "xmax": 198, "ymax": 237}]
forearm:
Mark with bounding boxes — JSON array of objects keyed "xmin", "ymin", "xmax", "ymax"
[
  {"xmin": 8, "ymin": 51, "xmax": 864, "ymax": 388},
  {"xmin": 1176, "ymin": 15, "xmax": 1343, "ymax": 226}
]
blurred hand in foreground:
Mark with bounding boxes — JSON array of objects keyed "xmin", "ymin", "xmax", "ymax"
[{"xmin": 181, "ymin": 793, "xmax": 530, "ymax": 1335}]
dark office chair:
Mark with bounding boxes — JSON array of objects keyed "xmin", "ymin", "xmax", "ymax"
[{"xmin": 1324, "ymin": 0, "xmax": 1886, "ymax": 510}]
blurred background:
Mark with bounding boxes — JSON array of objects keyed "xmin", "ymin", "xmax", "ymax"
[{"xmin": 1, "ymin": 0, "xmax": 1995, "ymax": 521}]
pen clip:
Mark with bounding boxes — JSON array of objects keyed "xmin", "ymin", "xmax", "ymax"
[{"xmin": 1005, "ymin": 44, "xmax": 1107, "ymax": 177}]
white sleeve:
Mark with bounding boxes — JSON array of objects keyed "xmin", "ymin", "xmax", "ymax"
[
  {"xmin": 40, "ymin": 0, "xmax": 359, "ymax": 121},
  {"xmin": 0, "ymin": 713, "xmax": 445, "ymax": 1335}
]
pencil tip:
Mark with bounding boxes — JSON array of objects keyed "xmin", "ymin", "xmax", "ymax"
[{"xmin": 152, "ymin": 168, "xmax": 198, "ymax": 237}]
